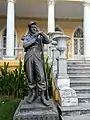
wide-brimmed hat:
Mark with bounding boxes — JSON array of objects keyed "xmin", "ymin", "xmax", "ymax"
[{"xmin": 28, "ymin": 21, "xmax": 36, "ymax": 28}]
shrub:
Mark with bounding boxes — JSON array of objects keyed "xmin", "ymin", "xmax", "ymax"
[
  {"xmin": 0, "ymin": 60, "xmax": 28, "ymax": 98},
  {"xmin": 0, "ymin": 57, "xmax": 53, "ymax": 99},
  {"xmin": 45, "ymin": 56, "xmax": 53, "ymax": 98}
]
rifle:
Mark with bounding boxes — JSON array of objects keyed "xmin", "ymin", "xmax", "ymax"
[{"xmin": 39, "ymin": 32, "xmax": 50, "ymax": 100}]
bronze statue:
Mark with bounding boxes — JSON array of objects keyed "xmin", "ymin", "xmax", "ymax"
[{"xmin": 22, "ymin": 22, "xmax": 51, "ymax": 106}]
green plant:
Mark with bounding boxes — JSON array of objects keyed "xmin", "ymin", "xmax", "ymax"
[
  {"xmin": 0, "ymin": 60, "xmax": 28, "ymax": 98},
  {"xmin": 45, "ymin": 56, "xmax": 61, "ymax": 103},
  {"xmin": 0, "ymin": 57, "xmax": 53, "ymax": 99},
  {"xmin": 0, "ymin": 62, "xmax": 9, "ymax": 95},
  {"xmin": 45, "ymin": 56, "xmax": 53, "ymax": 98},
  {"xmin": 12, "ymin": 60, "xmax": 28, "ymax": 98}
]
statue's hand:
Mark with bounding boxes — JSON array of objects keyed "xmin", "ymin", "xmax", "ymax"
[
  {"xmin": 35, "ymin": 31, "xmax": 43, "ymax": 36},
  {"xmin": 21, "ymin": 35, "xmax": 27, "ymax": 41}
]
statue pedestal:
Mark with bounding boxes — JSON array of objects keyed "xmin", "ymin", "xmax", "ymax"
[{"xmin": 13, "ymin": 96, "xmax": 59, "ymax": 120}]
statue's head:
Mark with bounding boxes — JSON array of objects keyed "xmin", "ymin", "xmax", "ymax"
[{"xmin": 28, "ymin": 21, "xmax": 37, "ymax": 34}]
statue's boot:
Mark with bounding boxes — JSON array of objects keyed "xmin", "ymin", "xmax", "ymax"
[
  {"xmin": 41, "ymin": 91, "xmax": 50, "ymax": 106},
  {"xmin": 27, "ymin": 89, "xmax": 36, "ymax": 104}
]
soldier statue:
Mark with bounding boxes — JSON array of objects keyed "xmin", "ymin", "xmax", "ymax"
[{"xmin": 22, "ymin": 22, "xmax": 51, "ymax": 106}]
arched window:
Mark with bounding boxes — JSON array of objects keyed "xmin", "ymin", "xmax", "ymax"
[
  {"xmin": 74, "ymin": 28, "xmax": 83, "ymax": 38},
  {"xmin": 73, "ymin": 27, "xmax": 84, "ymax": 58}
]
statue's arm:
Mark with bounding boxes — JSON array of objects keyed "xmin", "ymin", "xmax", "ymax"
[
  {"xmin": 22, "ymin": 37, "xmax": 36, "ymax": 49},
  {"xmin": 39, "ymin": 32, "xmax": 51, "ymax": 44}
]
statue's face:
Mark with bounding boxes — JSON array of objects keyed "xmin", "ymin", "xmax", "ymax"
[{"xmin": 29, "ymin": 24, "xmax": 37, "ymax": 34}]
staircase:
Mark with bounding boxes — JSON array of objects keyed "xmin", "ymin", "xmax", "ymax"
[{"xmin": 61, "ymin": 60, "xmax": 90, "ymax": 120}]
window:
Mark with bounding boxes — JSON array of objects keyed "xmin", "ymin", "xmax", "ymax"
[{"xmin": 74, "ymin": 27, "xmax": 84, "ymax": 55}]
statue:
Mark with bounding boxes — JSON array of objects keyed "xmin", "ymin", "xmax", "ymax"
[
  {"xmin": 21, "ymin": 22, "xmax": 51, "ymax": 106},
  {"xmin": 14, "ymin": 22, "xmax": 61, "ymax": 120}
]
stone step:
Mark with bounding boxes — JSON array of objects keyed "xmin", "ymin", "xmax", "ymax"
[
  {"xmin": 70, "ymin": 80, "xmax": 90, "ymax": 87},
  {"xmin": 67, "ymin": 60, "xmax": 90, "ymax": 63},
  {"xmin": 69, "ymin": 74, "xmax": 90, "ymax": 78},
  {"xmin": 68, "ymin": 60, "xmax": 90, "ymax": 63},
  {"xmin": 68, "ymin": 64, "xmax": 90, "ymax": 67},
  {"xmin": 68, "ymin": 71, "xmax": 90, "ymax": 74},
  {"xmin": 66, "ymin": 61, "xmax": 90, "ymax": 119},
  {"xmin": 68, "ymin": 69, "xmax": 90, "ymax": 73},
  {"xmin": 71, "ymin": 80, "xmax": 90, "ymax": 83},
  {"xmin": 77, "ymin": 94, "xmax": 90, "ymax": 103},
  {"xmin": 70, "ymin": 77, "xmax": 90, "ymax": 81},
  {"xmin": 62, "ymin": 115, "xmax": 90, "ymax": 120},
  {"xmin": 77, "ymin": 93, "xmax": 90, "ymax": 99},
  {"xmin": 62, "ymin": 103, "xmax": 90, "ymax": 116},
  {"xmin": 72, "ymin": 86, "xmax": 90, "ymax": 94},
  {"xmin": 67, "ymin": 60, "xmax": 90, "ymax": 64},
  {"xmin": 68, "ymin": 73, "xmax": 90, "ymax": 77},
  {"xmin": 68, "ymin": 66, "xmax": 90, "ymax": 70}
]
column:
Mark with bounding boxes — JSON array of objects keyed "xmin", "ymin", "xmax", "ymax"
[
  {"xmin": 47, "ymin": 0, "xmax": 55, "ymax": 60},
  {"xmin": 47, "ymin": 0, "xmax": 55, "ymax": 33},
  {"xmin": 83, "ymin": 0, "xmax": 90, "ymax": 60},
  {"xmin": 6, "ymin": 0, "xmax": 15, "ymax": 59}
]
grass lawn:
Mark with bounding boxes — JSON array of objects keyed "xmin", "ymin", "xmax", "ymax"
[{"xmin": 0, "ymin": 96, "xmax": 21, "ymax": 120}]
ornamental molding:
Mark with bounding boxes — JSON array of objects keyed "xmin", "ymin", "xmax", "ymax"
[
  {"xmin": 47, "ymin": 0, "xmax": 56, "ymax": 5},
  {"xmin": 83, "ymin": 0, "xmax": 90, "ymax": 6},
  {"xmin": 7, "ymin": 0, "xmax": 16, "ymax": 3}
]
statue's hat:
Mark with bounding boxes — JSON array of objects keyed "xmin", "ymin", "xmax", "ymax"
[{"xmin": 28, "ymin": 21, "xmax": 36, "ymax": 28}]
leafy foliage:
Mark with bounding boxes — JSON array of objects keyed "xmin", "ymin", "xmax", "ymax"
[
  {"xmin": 0, "ymin": 57, "xmax": 53, "ymax": 98},
  {"xmin": 45, "ymin": 56, "xmax": 61, "ymax": 103},
  {"xmin": 0, "ymin": 60, "xmax": 28, "ymax": 98},
  {"xmin": 45, "ymin": 56, "xmax": 53, "ymax": 98}
]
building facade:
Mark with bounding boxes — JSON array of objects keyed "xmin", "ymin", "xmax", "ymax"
[{"xmin": 0, "ymin": 0, "xmax": 90, "ymax": 60}]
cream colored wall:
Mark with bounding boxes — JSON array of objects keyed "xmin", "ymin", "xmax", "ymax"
[
  {"xmin": 0, "ymin": 17, "xmax": 82, "ymax": 59},
  {"xmin": 0, "ymin": 60, "xmax": 24, "ymax": 70},
  {"xmin": 0, "ymin": 17, "xmax": 6, "ymax": 31}
]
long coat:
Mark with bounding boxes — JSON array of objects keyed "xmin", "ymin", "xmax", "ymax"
[{"xmin": 22, "ymin": 33, "xmax": 50, "ymax": 91}]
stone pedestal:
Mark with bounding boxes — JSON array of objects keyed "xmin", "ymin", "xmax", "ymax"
[
  {"xmin": 56, "ymin": 58, "xmax": 70, "ymax": 87},
  {"xmin": 13, "ymin": 96, "xmax": 59, "ymax": 120},
  {"xmin": 56, "ymin": 58, "xmax": 78, "ymax": 107},
  {"xmin": 59, "ymin": 86, "xmax": 78, "ymax": 107}
]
